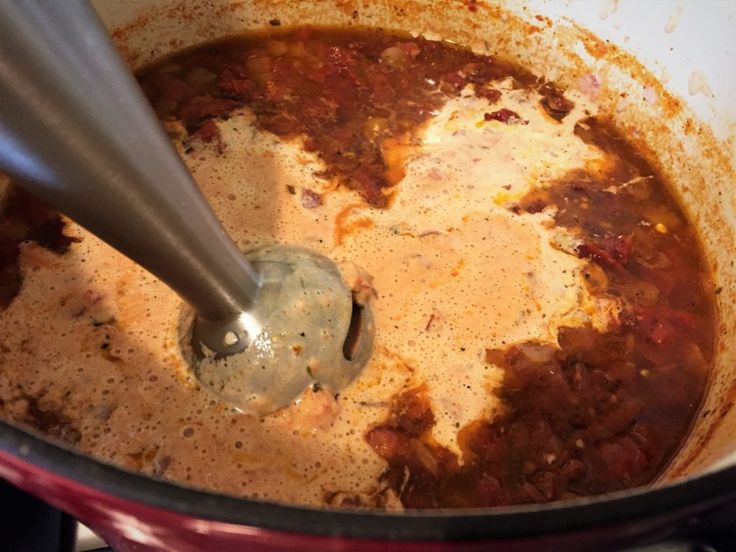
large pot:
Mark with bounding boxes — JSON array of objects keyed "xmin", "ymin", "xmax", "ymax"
[{"xmin": 1, "ymin": 1, "xmax": 735, "ymax": 550}]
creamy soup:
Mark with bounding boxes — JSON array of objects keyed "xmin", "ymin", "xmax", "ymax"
[{"xmin": 0, "ymin": 27, "xmax": 715, "ymax": 509}]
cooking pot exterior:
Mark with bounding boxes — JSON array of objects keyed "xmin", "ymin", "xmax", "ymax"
[
  {"xmin": 1, "ymin": 0, "xmax": 735, "ymax": 550},
  {"xmin": 3, "ymin": 421, "xmax": 736, "ymax": 551}
]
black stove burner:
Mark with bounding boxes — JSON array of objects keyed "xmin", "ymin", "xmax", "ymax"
[{"xmin": 0, "ymin": 479, "xmax": 77, "ymax": 551}]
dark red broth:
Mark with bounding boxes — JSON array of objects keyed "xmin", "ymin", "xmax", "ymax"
[
  {"xmin": 1, "ymin": 27, "xmax": 716, "ymax": 508},
  {"xmin": 136, "ymin": 27, "xmax": 541, "ymax": 206}
]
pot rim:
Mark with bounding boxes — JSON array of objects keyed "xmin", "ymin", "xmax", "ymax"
[{"xmin": 2, "ymin": 421, "xmax": 735, "ymax": 541}]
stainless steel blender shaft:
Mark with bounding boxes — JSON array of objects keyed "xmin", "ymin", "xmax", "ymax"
[{"xmin": 0, "ymin": 0, "xmax": 260, "ymax": 329}]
